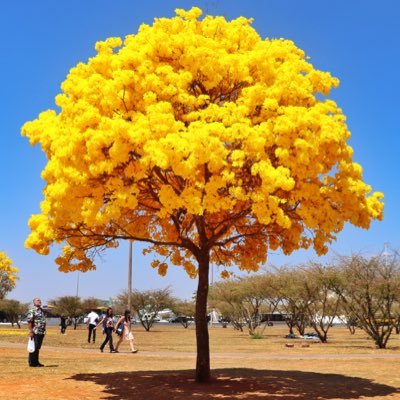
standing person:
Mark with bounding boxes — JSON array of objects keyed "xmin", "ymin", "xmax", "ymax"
[
  {"xmin": 60, "ymin": 315, "xmax": 67, "ymax": 334},
  {"xmin": 27, "ymin": 297, "xmax": 46, "ymax": 367},
  {"xmin": 115, "ymin": 310, "xmax": 138, "ymax": 353},
  {"xmin": 86, "ymin": 309, "xmax": 99, "ymax": 343},
  {"xmin": 97, "ymin": 307, "xmax": 116, "ymax": 353}
]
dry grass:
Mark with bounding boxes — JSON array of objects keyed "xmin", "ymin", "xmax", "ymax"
[{"xmin": 1, "ymin": 324, "xmax": 400, "ymax": 399}]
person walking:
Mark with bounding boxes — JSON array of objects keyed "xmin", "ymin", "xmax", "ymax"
[
  {"xmin": 86, "ymin": 309, "xmax": 99, "ymax": 343},
  {"xmin": 27, "ymin": 297, "xmax": 46, "ymax": 367},
  {"xmin": 60, "ymin": 315, "xmax": 67, "ymax": 334},
  {"xmin": 97, "ymin": 307, "xmax": 116, "ymax": 353},
  {"xmin": 115, "ymin": 310, "xmax": 138, "ymax": 353}
]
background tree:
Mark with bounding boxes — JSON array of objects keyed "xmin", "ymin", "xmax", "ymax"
[
  {"xmin": 239, "ymin": 274, "xmax": 281, "ymax": 336},
  {"xmin": 49, "ymin": 296, "xmax": 83, "ymax": 329},
  {"xmin": 0, "ymin": 251, "xmax": 18, "ymax": 300},
  {"xmin": 393, "ymin": 302, "xmax": 400, "ymax": 335},
  {"xmin": 336, "ymin": 304, "xmax": 358, "ymax": 335},
  {"xmin": 209, "ymin": 279, "xmax": 246, "ymax": 332},
  {"xmin": 117, "ymin": 288, "xmax": 175, "ymax": 331},
  {"xmin": 81, "ymin": 297, "xmax": 102, "ymax": 314},
  {"xmin": 171, "ymin": 299, "xmax": 196, "ymax": 328},
  {"xmin": 209, "ymin": 275, "xmax": 273, "ymax": 336},
  {"xmin": 330, "ymin": 254, "xmax": 400, "ymax": 348},
  {"xmin": 0, "ymin": 299, "xmax": 28, "ymax": 328},
  {"xmin": 274, "ymin": 267, "xmax": 310, "ymax": 336},
  {"xmin": 22, "ymin": 8, "xmax": 384, "ymax": 382},
  {"xmin": 301, "ymin": 263, "xmax": 341, "ymax": 342},
  {"xmin": 255, "ymin": 271, "xmax": 282, "ymax": 325}
]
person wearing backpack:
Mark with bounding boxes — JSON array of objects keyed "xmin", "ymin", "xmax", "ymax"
[
  {"xmin": 114, "ymin": 310, "xmax": 138, "ymax": 353},
  {"xmin": 97, "ymin": 307, "xmax": 117, "ymax": 353}
]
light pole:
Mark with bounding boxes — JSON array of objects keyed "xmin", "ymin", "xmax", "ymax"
[
  {"xmin": 76, "ymin": 271, "xmax": 80, "ymax": 298},
  {"xmin": 128, "ymin": 240, "xmax": 133, "ymax": 311}
]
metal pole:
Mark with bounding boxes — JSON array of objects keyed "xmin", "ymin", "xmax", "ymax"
[
  {"xmin": 128, "ymin": 240, "xmax": 133, "ymax": 311},
  {"xmin": 383, "ymin": 242, "xmax": 389, "ymax": 267},
  {"xmin": 76, "ymin": 272, "xmax": 80, "ymax": 298}
]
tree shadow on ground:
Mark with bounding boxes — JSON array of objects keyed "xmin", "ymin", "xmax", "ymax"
[{"xmin": 69, "ymin": 368, "xmax": 399, "ymax": 400}]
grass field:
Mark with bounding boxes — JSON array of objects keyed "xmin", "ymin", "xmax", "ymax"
[{"xmin": 1, "ymin": 323, "xmax": 400, "ymax": 399}]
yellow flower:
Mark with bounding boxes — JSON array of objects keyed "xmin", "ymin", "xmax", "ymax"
[
  {"xmin": 21, "ymin": 7, "xmax": 383, "ymax": 276},
  {"xmin": 0, "ymin": 251, "xmax": 19, "ymax": 294}
]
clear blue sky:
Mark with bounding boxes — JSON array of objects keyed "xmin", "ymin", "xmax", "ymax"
[{"xmin": 1, "ymin": 1, "xmax": 399, "ymax": 305}]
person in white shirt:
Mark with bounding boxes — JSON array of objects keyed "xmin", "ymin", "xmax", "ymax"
[{"xmin": 86, "ymin": 310, "xmax": 99, "ymax": 343}]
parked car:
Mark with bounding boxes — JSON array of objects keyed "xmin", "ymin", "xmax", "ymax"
[
  {"xmin": 285, "ymin": 333, "xmax": 300, "ymax": 339},
  {"xmin": 169, "ymin": 316, "xmax": 194, "ymax": 324},
  {"xmin": 142, "ymin": 313, "xmax": 161, "ymax": 322},
  {"xmin": 302, "ymin": 332, "xmax": 320, "ymax": 340}
]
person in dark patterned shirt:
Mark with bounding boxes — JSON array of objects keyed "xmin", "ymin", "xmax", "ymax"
[
  {"xmin": 27, "ymin": 297, "xmax": 46, "ymax": 367},
  {"xmin": 97, "ymin": 307, "xmax": 117, "ymax": 353}
]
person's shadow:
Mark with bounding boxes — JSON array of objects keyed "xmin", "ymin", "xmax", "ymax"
[{"xmin": 69, "ymin": 368, "xmax": 399, "ymax": 399}]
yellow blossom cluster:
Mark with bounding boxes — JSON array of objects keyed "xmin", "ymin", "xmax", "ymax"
[
  {"xmin": 0, "ymin": 251, "xmax": 18, "ymax": 297},
  {"xmin": 22, "ymin": 7, "xmax": 383, "ymax": 275}
]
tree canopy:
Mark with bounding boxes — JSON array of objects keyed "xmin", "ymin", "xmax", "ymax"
[
  {"xmin": 117, "ymin": 287, "xmax": 175, "ymax": 331},
  {"xmin": 21, "ymin": 7, "xmax": 384, "ymax": 382},
  {"xmin": 49, "ymin": 296, "xmax": 83, "ymax": 329},
  {"xmin": 0, "ymin": 251, "xmax": 18, "ymax": 299},
  {"xmin": 22, "ymin": 7, "xmax": 383, "ymax": 275},
  {"xmin": 0, "ymin": 299, "xmax": 27, "ymax": 328},
  {"xmin": 330, "ymin": 253, "xmax": 400, "ymax": 348}
]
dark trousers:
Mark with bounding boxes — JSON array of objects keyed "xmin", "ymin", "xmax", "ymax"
[
  {"xmin": 28, "ymin": 333, "xmax": 45, "ymax": 366},
  {"xmin": 88, "ymin": 324, "xmax": 96, "ymax": 343},
  {"xmin": 100, "ymin": 327, "xmax": 114, "ymax": 352}
]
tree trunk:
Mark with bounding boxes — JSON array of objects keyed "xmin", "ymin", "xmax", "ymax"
[
  {"xmin": 286, "ymin": 321, "xmax": 294, "ymax": 335},
  {"xmin": 347, "ymin": 323, "xmax": 356, "ymax": 335},
  {"xmin": 139, "ymin": 315, "xmax": 151, "ymax": 331},
  {"xmin": 374, "ymin": 335, "xmax": 386, "ymax": 349},
  {"xmin": 195, "ymin": 251, "xmax": 211, "ymax": 383}
]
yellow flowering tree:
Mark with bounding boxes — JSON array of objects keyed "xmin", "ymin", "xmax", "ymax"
[
  {"xmin": 0, "ymin": 251, "xmax": 18, "ymax": 299},
  {"xmin": 22, "ymin": 8, "xmax": 383, "ymax": 381}
]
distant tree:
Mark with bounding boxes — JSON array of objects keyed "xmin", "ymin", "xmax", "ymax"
[
  {"xmin": 336, "ymin": 305, "xmax": 358, "ymax": 335},
  {"xmin": 81, "ymin": 297, "xmax": 102, "ymax": 313},
  {"xmin": 330, "ymin": 254, "xmax": 400, "ymax": 348},
  {"xmin": 171, "ymin": 299, "xmax": 196, "ymax": 328},
  {"xmin": 255, "ymin": 271, "xmax": 282, "ymax": 324},
  {"xmin": 0, "ymin": 299, "xmax": 28, "ymax": 328},
  {"xmin": 49, "ymin": 296, "xmax": 83, "ymax": 329},
  {"xmin": 274, "ymin": 267, "xmax": 310, "ymax": 336},
  {"xmin": 117, "ymin": 288, "xmax": 175, "ymax": 331},
  {"xmin": 209, "ymin": 280, "xmax": 245, "ymax": 332},
  {"xmin": 0, "ymin": 251, "xmax": 18, "ymax": 299},
  {"xmin": 209, "ymin": 275, "xmax": 275, "ymax": 336},
  {"xmin": 301, "ymin": 263, "xmax": 341, "ymax": 342},
  {"xmin": 393, "ymin": 302, "xmax": 400, "ymax": 335}
]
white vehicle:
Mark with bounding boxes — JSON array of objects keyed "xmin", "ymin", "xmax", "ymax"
[{"xmin": 141, "ymin": 313, "xmax": 161, "ymax": 322}]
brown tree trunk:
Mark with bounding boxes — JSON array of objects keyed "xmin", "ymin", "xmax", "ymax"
[
  {"xmin": 195, "ymin": 251, "xmax": 211, "ymax": 383},
  {"xmin": 347, "ymin": 323, "xmax": 356, "ymax": 335}
]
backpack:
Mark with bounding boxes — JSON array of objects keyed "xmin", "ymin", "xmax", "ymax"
[{"xmin": 102, "ymin": 315, "xmax": 107, "ymax": 333}]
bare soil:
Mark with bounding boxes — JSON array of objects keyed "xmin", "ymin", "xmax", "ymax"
[{"xmin": 1, "ymin": 324, "xmax": 400, "ymax": 399}]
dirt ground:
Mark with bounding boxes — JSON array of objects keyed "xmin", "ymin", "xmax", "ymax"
[{"xmin": 1, "ymin": 325, "xmax": 400, "ymax": 399}]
